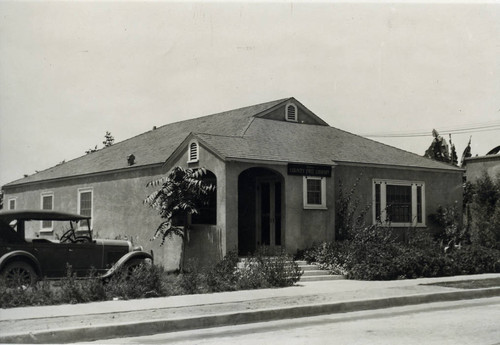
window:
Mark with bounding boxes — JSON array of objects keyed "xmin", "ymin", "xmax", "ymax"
[
  {"xmin": 41, "ymin": 193, "xmax": 54, "ymax": 231},
  {"xmin": 373, "ymin": 180, "xmax": 425, "ymax": 226},
  {"xmin": 78, "ymin": 189, "xmax": 93, "ymax": 228},
  {"xmin": 285, "ymin": 103, "xmax": 298, "ymax": 122},
  {"xmin": 303, "ymin": 176, "xmax": 326, "ymax": 209},
  {"xmin": 8, "ymin": 198, "xmax": 16, "ymax": 210},
  {"xmin": 188, "ymin": 141, "xmax": 199, "ymax": 163},
  {"xmin": 191, "ymin": 171, "xmax": 217, "ymax": 225}
]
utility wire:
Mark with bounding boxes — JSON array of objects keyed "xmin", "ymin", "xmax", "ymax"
[{"xmin": 360, "ymin": 122, "xmax": 500, "ymax": 138}]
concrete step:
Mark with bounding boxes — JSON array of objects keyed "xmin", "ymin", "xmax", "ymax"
[
  {"xmin": 301, "ymin": 269, "xmax": 332, "ymax": 277},
  {"xmin": 296, "ymin": 261, "xmax": 346, "ymax": 282},
  {"xmin": 298, "ymin": 264, "xmax": 321, "ymax": 271},
  {"xmin": 300, "ymin": 274, "xmax": 346, "ymax": 282}
]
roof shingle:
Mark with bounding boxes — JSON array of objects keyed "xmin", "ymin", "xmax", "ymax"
[{"xmin": 4, "ymin": 97, "xmax": 460, "ymax": 187}]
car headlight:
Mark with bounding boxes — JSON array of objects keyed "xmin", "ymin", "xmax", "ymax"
[{"xmin": 133, "ymin": 245, "xmax": 144, "ymax": 252}]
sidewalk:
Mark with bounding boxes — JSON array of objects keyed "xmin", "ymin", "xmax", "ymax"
[{"xmin": 1, "ymin": 273, "xmax": 499, "ymax": 344}]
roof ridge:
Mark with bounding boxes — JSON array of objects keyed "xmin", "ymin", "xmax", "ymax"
[
  {"xmin": 195, "ymin": 132, "xmax": 243, "ymax": 138},
  {"xmin": 98, "ymin": 98, "xmax": 290, "ymax": 148}
]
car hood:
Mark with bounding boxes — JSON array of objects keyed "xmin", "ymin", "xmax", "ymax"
[{"xmin": 94, "ymin": 238, "xmax": 132, "ymax": 249}]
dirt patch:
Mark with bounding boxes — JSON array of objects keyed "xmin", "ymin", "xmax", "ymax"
[{"xmin": 423, "ymin": 278, "xmax": 500, "ymax": 289}]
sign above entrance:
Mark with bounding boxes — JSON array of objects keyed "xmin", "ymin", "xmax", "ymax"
[{"xmin": 287, "ymin": 163, "xmax": 332, "ymax": 177}]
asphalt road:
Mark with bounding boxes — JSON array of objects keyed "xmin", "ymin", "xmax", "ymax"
[{"xmin": 85, "ymin": 297, "xmax": 500, "ymax": 345}]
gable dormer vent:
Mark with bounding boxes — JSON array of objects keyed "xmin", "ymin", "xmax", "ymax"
[
  {"xmin": 188, "ymin": 141, "xmax": 199, "ymax": 163},
  {"xmin": 285, "ymin": 103, "xmax": 298, "ymax": 122}
]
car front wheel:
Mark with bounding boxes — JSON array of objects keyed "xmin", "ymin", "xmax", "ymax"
[{"xmin": 1, "ymin": 261, "xmax": 38, "ymax": 288}]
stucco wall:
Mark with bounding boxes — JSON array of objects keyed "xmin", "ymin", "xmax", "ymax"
[
  {"xmin": 3, "ymin": 165, "xmax": 185, "ymax": 271},
  {"xmin": 333, "ymin": 164, "xmax": 464, "ymax": 236},
  {"xmin": 225, "ymin": 161, "xmax": 335, "ymax": 255},
  {"xmin": 166, "ymin": 141, "xmax": 227, "ymax": 268},
  {"xmin": 465, "ymin": 156, "xmax": 500, "ymax": 183}
]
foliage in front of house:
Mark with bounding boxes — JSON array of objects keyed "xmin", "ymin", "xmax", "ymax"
[
  {"xmin": 144, "ymin": 166, "xmax": 216, "ymax": 270},
  {"xmin": 300, "ymin": 171, "xmax": 500, "ymax": 280},
  {"xmin": 0, "ymin": 249, "xmax": 302, "ymax": 309},
  {"xmin": 299, "ymin": 227, "xmax": 500, "ymax": 281}
]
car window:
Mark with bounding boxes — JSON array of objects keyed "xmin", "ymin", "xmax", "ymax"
[{"xmin": 0, "ymin": 220, "xmax": 23, "ymax": 243}]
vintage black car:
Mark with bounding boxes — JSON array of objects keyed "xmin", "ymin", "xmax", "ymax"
[{"xmin": 0, "ymin": 210, "xmax": 153, "ymax": 287}]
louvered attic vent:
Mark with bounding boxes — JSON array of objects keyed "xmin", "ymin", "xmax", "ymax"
[
  {"xmin": 286, "ymin": 103, "xmax": 298, "ymax": 122},
  {"xmin": 188, "ymin": 141, "xmax": 199, "ymax": 163}
]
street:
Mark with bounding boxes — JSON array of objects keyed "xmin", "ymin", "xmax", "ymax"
[{"xmin": 88, "ymin": 297, "xmax": 500, "ymax": 345}]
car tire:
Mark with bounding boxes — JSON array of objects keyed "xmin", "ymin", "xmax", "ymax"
[
  {"xmin": 1, "ymin": 261, "xmax": 38, "ymax": 288},
  {"xmin": 125, "ymin": 258, "xmax": 145, "ymax": 274}
]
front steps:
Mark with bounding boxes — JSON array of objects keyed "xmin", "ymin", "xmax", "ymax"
[
  {"xmin": 295, "ymin": 260, "xmax": 346, "ymax": 282},
  {"xmin": 236, "ymin": 258, "xmax": 345, "ymax": 282}
]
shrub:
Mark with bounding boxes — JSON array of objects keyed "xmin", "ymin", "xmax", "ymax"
[
  {"xmin": 105, "ymin": 263, "xmax": 165, "ymax": 300},
  {"xmin": 237, "ymin": 248, "xmax": 302, "ymax": 289},
  {"xmin": 301, "ymin": 224, "xmax": 500, "ymax": 281},
  {"xmin": 335, "ymin": 176, "xmax": 371, "ymax": 241},
  {"xmin": 466, "ymin": 172, "xmax": 500, "ymax": 249},
  {"xmin": 0, "ymin": 250, "xmax": 304, "ymax": 308},
  {"xmin": 256, "ymin": 248, "xmax": 302, "ymax": 287},
  {"xmin": 206, "ymin": 251, "xmax": 239, "ymax": 292},
  {"xmin": 0, "ymin": 279, "xmax": 54, "ymax": 308},
  {"xmin": 301, "ymin": 241, "xmax": 349, "ymax": 275},
  {"xmin": 58, "ymin": 266, "xmax": 106, "ymax": 304},
  {"xmin": 449, "ymin": 245, "xmax": 500, "ymax": 275}
]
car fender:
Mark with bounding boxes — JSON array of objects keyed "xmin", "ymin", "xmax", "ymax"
[
  {"xmin": 100, "ymin": 251, "xmax": 153, "ymax": 279},
  {"xmin": 0, "ymin": 250, "xmax": 42, "ymax": 276}
]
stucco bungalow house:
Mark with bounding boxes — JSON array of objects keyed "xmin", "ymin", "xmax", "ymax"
[{"xmin": 2, "ymin": 98, "xmax": 464, "ymax": 270}]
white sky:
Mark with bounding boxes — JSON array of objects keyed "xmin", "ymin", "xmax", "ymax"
[{"xmin": 1, "ymin": 1, "xmax": 499, "ymax": 187}]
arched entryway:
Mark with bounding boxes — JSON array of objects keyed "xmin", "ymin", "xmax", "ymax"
[{"xmin": 238, "ymin": 167, "xmax": 284, "ymax": 256}]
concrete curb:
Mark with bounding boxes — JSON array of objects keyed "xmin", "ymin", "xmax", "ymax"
[{"xmin": 2, "ymin": 287, "xmax": 500, "ymax": 344}]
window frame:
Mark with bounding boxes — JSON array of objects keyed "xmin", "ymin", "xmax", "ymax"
[
  {"xmin": 187, "ymin": 140, "xmax": 199, "ymax": 163},
  {"xmin": 40, "ymin": 192, "xmax": 54, "ymax": 232},
  {"xmin": 372, "ymin": 179, "xmax": 426, "ymax": 227},
  {"xmin": 303, "ymin": 176, "xmax": 327, "ymax": 210},
  {"xmin": 285, "ymin": 103, "xmax": 298, "ymax": 122},
  {"xmin": 78, "ymin": 188, "xmax": 93, "ymax": 229},
  {"xmin": 8, "ymin": 198, "xmax": 16, "ymax": 210}
]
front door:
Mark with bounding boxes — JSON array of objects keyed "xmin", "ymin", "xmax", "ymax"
[{"xmin": 256, "ymin": 179, "xmax": 282, "ymax": 249}]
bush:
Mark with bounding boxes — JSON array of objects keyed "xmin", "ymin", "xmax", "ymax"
[
  {"xmin": 0, "ymin": 250, "xmax": 304, "ymax": 308},
  {"xmin": 206, "ymin": 251, "xmax": 239, "ymax": 292},
  {"xmin": 301, "ymin": 225, "xmax": 500, "ymax": 281},
  {"xmin": 300, "ymin": 241, "xmax": 349, "ymax": 275},
  {"xmin": 105, "ymin": 263, "xmax": 165, "ymax": 299},
  {"xmin": 466, "ymin": 172, "xmax": 500, "ymax": 249},
  {"xmin": 449, "ymin": 245, "xmax": 500, "ymax": 275},
  {"xmin": 0, "ymin": 279, "xmax": 54, "ymax": 308},
  {"xmin": 237, "ymin": 248, "xmax": 302, "ymax": 289}
]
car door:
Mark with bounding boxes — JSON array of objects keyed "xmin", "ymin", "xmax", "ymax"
[
  {"xmin": 66, "ymin": 241, "xmax": 104, "ymax": 276},
  {"xmin": 32, "ymin": 240, "xmax": 70, "ymax": 278}
]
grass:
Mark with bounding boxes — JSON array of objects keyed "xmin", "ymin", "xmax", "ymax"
[{"xmin": 424, "ymin": 277, "xmax": 500, "ymax": 289}]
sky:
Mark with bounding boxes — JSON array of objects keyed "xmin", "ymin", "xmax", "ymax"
[{"xmin": 1, "ymin": 1, "xmax": 499, "ymax": 188}]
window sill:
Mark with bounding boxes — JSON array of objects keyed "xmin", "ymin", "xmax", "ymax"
[
  {"xmin": 39, "ymin": 229, "xmax": 54, "ymax": 233},
  {"xmin": 376, "ymin": 222, "xmax": 426, "ymax": 228},
  {"xmin": 303, "ymin": 205, "xmax": 328, "ymax": 210}
]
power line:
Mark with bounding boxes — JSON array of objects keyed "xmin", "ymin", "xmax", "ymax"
[{"xmin": 360, "ymin": 122, "xmax": 500, "ymax": 138}]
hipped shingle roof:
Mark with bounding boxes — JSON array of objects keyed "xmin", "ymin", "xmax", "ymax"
[{"xmin": 4, "ymin": 97, "xmax": 460, "ymax": 187}]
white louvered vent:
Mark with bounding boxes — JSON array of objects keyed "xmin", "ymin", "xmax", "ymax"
[
  {"xmin": 188, "ymin": 141, "xmax": 199, "ymax": 163},
  {"xmin": 286, "ymin": 103, "xmax": 298, "ymax": 122}
]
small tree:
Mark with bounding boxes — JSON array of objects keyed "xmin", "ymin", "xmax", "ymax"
[
  {"xmin": 103, "ymin": 131, "xmax": 115, "ymax": 147},
  {"xmin": 144, "ymin": 167, "xmax": 215, "ymax": 270},
  {"xmin": 424, "ymin": 129, "xmax": 450, "ymax": 164}
]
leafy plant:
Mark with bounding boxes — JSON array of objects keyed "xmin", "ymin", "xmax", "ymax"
[
  {"xmin": 144, "ymin": 166, "xmax": 216, "ymax": 270},
  {"xmin": 335, "ymin": 175, "xmax": 370, "ymax": 241}
]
